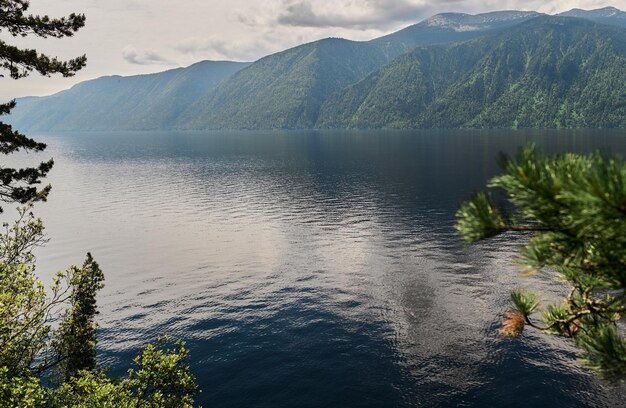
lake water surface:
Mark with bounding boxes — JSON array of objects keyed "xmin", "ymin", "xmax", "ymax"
[{"xmin": 6, "ymin": 130, "xmax": 626, "ymax": 407}]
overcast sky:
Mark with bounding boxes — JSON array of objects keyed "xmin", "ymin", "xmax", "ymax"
[{"xmin": 2, "ymin": 0, "xmax": 625, "ymax": 100}]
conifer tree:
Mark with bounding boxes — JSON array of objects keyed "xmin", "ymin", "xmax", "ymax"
[
  {"xmin": 0, "ymin": 0, "xmax": 86, "ymax": 213},
  {"xmin": 0, "ymin": 211, "xmax": 198, "ymax": 406},
  {"xmin": 0, "ymin": 2, "xmax": 198, "ymax": 406},
  {"xmin": 457, "ymin": 145, "xmax": 626, "ymax": 379},
  {"xmin": 54, "ymin": 253, "xmax": 104, "ymax": 381}
]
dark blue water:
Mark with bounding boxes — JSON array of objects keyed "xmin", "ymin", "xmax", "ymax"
[{"xmin": 6, "ymin": 130, "xmax": 626, "ymax": 407}]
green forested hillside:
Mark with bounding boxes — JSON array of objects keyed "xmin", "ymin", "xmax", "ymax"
[
  {"xmin": 8, "ymin": 61, "xmax": 250, "ymax": 131},
  {"xmin": 177, "ymin": 11, "xmax": 539, "ymax": 130},
  {"xmin": 318, "ymin": 17, "xmax": 626, "ymax": 129},
  {"xmin": 176, "ymin": 39, "xmax": 392, "ymax": 129},
  {"xmin": 10, "ymin": 10, "xmax": 534, "ymax": 132}
]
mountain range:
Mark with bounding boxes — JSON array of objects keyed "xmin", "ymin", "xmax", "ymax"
[{"xmin": 7, "ymin": 7, "xmax": 626, "ymax": 131}]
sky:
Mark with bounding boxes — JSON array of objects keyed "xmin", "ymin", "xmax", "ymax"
[{"xmin": 1, "ymin": 0, "xmax": 625, "ymax": 100}]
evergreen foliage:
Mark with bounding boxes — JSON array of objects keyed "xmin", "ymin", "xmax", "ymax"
[
  {"xmin": 0, "ymin": 208, "xmax": 105, "ymax": 382},
  {"xmin": 54, "ymin": 253, "xmax": 104, "ymax": 381},
  {"xmin": 0, "ymin": 0, "xmax": 85, "ymax": 213},
  {"xmin": 1, "ymin": 1, "xmax": 199, "ymax": 405},
  {"xmin": 456, "ymin": 145, "xmax": 626, "ymax": 380},
  {"xmin": 0, "ymin": 208, "xmax": 199, "ymax": 406}
]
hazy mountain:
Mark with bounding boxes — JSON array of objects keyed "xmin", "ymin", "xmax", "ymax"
[
  {"xmin": 558, "ymin": 6, "xmax": 626, "ymax": 27},
  {"xmin": 8, "ymin": 10, "xmax": 541, "ymax": 132},
  {"xmin": 317, "ymin": 16, "xmax": 626, "ymax": 129},
  {"xmin": 8, "ymin": 60, "xmax": 250, "ymax": 131},
  {"xmin": 7, "ymin": 8, "xmax": 626, "ymax": 131}
]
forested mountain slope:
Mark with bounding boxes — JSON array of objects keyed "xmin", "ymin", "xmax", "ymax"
[
  {"xmin": 317, "ymin": 17, "xmax": 626, "ymax": 129},
  {"xmin": 8, "ymin": 61, "xmax": 250, "ymax": 131},
  {"xmin": 176, "ymin": 11, "xmax": 540, "ymax": 130},
  {"xmin": 8, "ymin": 11, "xmax": 539, "ymax": 131}
]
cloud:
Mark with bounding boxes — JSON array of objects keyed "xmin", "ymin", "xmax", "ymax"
[
  {"xmin": 256, "ymin": 0, "xmax": 620, "ymax": 31},
  {"xmin": 174, "ymin": 35, "xmax": 285, "ymax": 62},
  {"xmin": 174, "ymin": 0, "xmax": 626, "ymax": 64},
  {"xmin": 122, "ymin": 45, "xmax": 176, "ymax": 65},
  {"xmin": 274, "ymin": 0, "xmax": 434, "ymax": 29}
]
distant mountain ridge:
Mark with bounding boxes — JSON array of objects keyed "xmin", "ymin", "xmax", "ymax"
[
  {"xmin": 558, "ymin": 6, "xmax": 626, "ymax": 27},
  {"xmin": 8, "ymin": 61, "xmax": 250, "ymax": 131},
  {"xmin": 418, "ymin": 10, "xmax": 541, "ymax": 31},
  {"xmin": 7, "ymin": 7, "xmax": 626, "ymax": 131},
  {"xmin": 559, "ymin": 6, "xmax": 626, "ymax": 19}
]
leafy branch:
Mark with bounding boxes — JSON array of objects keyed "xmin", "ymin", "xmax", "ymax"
[{"xmin": 457, "ymin": 145, "xmax": 626, "ymax": 380}]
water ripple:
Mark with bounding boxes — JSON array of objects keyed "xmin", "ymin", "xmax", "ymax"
[{"xmin": 4, "ymin": 130, "xmax": 624, "ymax": 407}]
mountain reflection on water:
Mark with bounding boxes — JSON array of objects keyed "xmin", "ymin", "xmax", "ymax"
[{"xmin": 7, "ymin": 129, "xmax": 626, "ymax": 407}]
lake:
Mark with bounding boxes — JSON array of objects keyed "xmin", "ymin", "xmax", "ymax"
[{"xmin": 5, "ymin": 130, "xmax": 626, "ymax": 407}]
